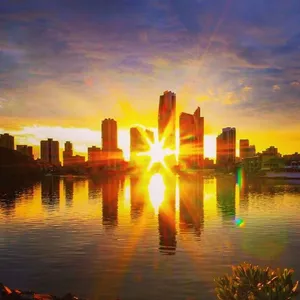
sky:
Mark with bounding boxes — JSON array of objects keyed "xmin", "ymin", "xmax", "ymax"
[{"xmin": 0, "ymin": 0, "xmax": 300, "ymax": 159}]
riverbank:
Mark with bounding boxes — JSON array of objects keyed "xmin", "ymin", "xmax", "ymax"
[{"xmin": 0, "ymin": 283, "xmax": 85, "ymax": 300}]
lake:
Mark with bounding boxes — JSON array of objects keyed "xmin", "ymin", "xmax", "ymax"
[{"xmin": 1, "ymin": 173, "xmax": 300, "ymax": 299}]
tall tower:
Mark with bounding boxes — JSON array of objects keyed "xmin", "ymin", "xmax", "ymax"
[
  {"xmin": 239, "ymin": 139, "xmax": 249, "ymax": 159},
  {"xmin": 193, "ymin": 107, "xmax": 204, "ymax": 167},
  {"xmin": 101, "ymin": 118, "xmax": 123, "ymax": 168},
  {"xmin": 63, "ymin": 141, "xmax": 73, "ymax": 166},
  {"xmin": 216, "ymin": 127, "xmax": 236, "ymax": 169},
  {"xmin": 0, "ymin": 133, "xmax": 14, "ymax": 150},
  {"xmin": 158, "ymin": 91, "xmax": 176, "ymax": 151},
  {"xmin": 130, "ymin": 126, "xmax": 154, "ymax": 167},
  {"xmin": 102, "ymin": 118, "xmax": 118, "ymax": 151},
  {"xmin": 40, "ymin": 138, "xmax": 60, "ymax": 166},
  {"xmin": 179, "ymin": 107, "xmax": 204, "ymax": 168}
]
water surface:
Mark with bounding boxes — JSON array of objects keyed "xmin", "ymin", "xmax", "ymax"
[{"xmin": 0, "ymin": 173, "xmax": 300, "ymax": 299}]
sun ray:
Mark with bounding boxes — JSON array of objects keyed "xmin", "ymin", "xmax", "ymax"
[{"xmin": 136, "ymin": 131, "xmax": 176, "ymax": 171}]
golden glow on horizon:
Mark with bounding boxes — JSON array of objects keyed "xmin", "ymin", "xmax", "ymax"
[{"xmin": 4, "ymin": 126, "xmax": 216, "ymax": 160}]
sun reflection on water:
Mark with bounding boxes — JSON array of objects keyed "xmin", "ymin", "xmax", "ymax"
[{"xmin": 148, "ymin": 173, "xmax": 165, "ymax": 213}]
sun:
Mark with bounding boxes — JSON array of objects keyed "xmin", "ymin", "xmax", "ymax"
[{"xmin": 137, "ymin": 134, "xmax": 174, "ymax": 171}]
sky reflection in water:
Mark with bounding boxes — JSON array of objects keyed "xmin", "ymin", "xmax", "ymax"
[{"xmin": 0, "ymin": 174, "xmax": 300, "ymax": 300}]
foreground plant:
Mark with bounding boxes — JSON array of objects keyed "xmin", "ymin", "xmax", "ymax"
[{"xmin": 215, "ymin": 263, "xmax": 299, "ymax": 300}]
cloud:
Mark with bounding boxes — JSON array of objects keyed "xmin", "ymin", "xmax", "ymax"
[
  {"xmin": 0, "ymin": 0, "xmax": 299, "ymax": 157},
  {"xmin": 242, "ymin": 86, "xmax": 252, "ymax": 92},
  {"xmin": 291, "ymin": 80, "xmax": 300, "ymax": 87},
  {"xmin": 0, "ymin": 96, "xmax": 8, "ymax": 108},
  {"xmin": 223, "ymin": 92, "xmax": 240, "ymax": 105}
]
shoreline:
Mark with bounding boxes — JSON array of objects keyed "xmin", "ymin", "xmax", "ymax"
[{"xmin": 0, "ymin": 283, "xmax": 85, "ymax": 300}]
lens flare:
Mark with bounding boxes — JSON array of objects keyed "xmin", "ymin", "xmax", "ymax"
[
  {"xmin": 235, "ymin": 217, "xmax": 245, "ymax": 227},
  {"xmin": 137, "ymin": 133, "xmax": 175, "ymax": 171}
]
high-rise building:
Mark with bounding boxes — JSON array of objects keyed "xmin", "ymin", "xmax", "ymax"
[
  {"xmin": 64, "ymin": 141, "xmax": 73, "ymax": 154},
  {"xmin": 216, "ymin": 127, "xmax": 236, "ymax": 168},
  {"xmin": 145, "ymin": 129, "xmax": 155, "ymax": 144},
  {"xmin": 63, "ymin": 141, "xmax": 73, "ymax": 166},
  {"xmin": 102, "ymin": 118, "xmax": 117, "ymax": 151},
  {"xmin": 16, "ymin": 145, "xmax": 33, "ymax": 159},
  {"xmin": 0, "ymin": 133, "xmax": 14, "ymax": 150},
  {"xmin": 101, "ymin": 118, "xmax": 124, "ymax": 168},
  {"xmin": 130, "ymin": 126, "xmax": 154, "ymax": 167},
  {"xmin": 63, "ymin": 141, "xmax": 85, "ymax": 166},
  {"xmin": 180, "ymin": 112, "xmax": 194, "ymax": 167},
  {"xmin": 179, "ymin": 107, "xmax": 204, "ymax": 169},
  {"xmin": 249, "ymin": 145, "xmax": 256, "ymax": 157},
  {"xmin": 239, "ymin": 139, "xmax": 249, "ymax": 159},
  {"xmin": 40, "ymin": 138, "xmax": 60, "ymax": 166},
  {"xmin": 240, "ymin": 139, "xmax": 256, "ymax": 159},
  {"xmin": 158, "ymin": 91, "xmax": 176, "ymax": 150}
]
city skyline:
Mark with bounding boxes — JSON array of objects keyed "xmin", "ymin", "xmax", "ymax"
[
  {"xmin": 0, "ymin": 0, "xmax": 300, "ymax": 158},
  {"xmin": 0, "ymin": 96, "xmax": 297, "ymax": 164},
  {"xmin": 0, "ymin": 90, "xmax": 298, "ymax": 162}
]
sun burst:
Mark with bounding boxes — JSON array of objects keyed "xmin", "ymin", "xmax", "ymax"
[{"xmin": 137, "ymin": 134, "xmax": 174, "ymax": 171}]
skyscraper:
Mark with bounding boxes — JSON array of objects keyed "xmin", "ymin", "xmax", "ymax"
[
  {"xmin": 40, "ymin": 138, "xmax": 60, "ymax": 166},
  {"xmin": 239, "ymin": 139, "xmax": 249, "ymax": 159},
  {"xmin": 0, "ymin": 133, "xmax": 14, "ymax": 150},
  {"xmin": 158, "ymin": 91, "xmax": 176, "ymax": 150},
  {"xmin": 130, "ymin": 126, "xmax": 154, "ymax": 167},
  {"xmin": 216, "ymin": 127, "xmax": 236, "ymax": 168},
  {"xmin": 193, "ymin": 107, "xmax": 204, "ymax": 167},
  {"xmin": 249, "ymin": 145, "xmax": 256, "ymax": 157},
  {"xmin": 63, "ymin": 141, "xmax": 73, "ymax": 166},
  {"xmin": 239, "ymin": 139, "xmax": 256, "ymax": 159},
  {"xmin": 101, "ymin": 118, "xmax": 123, "ymax": 168},
  {"xmin": 179, "ymin": 107, "xmax": 204, "ymax": 168},
  {"xmin": 102, "ymin": 118, "xmax": 117, "ymax": 151}
]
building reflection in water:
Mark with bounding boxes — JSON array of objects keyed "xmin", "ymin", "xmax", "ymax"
[
  {"xmin": 237, "ymin": 168, "xmax": 249, "ymax": 212},
  {"xmin": 101, "ymin": 177, "xmax": 119, "ymax": 228},
  {"xmin": 0, "ymin": 181, "xmax": 35, "ymax": 216},
  {"xmin": 41, "ymin": 176, "xmax": 60, "ymax": 207},
  {"xmin": 130, "ymin": 176, "xmax": 146, "ymax": 221},
  {"xmin": 88, "ymin": 179, "xmax": 102, "ymax": 205},
  {"xmin": 149, "ymin": 173, "xmax": 177, "ymax": 255},
  {"xmin": 216, "ymin": 176, "xmax": 236, "ymax": 223},
  {"xmin": 179, "ymin": 174, "xmax": 204, "ymax": 237},
  {"xmin": 0, "ymin": 186, "xmax": 17, "ymax": 216},
  {"xmin": 63, "ymin": 178, "xmax": 74, "ymax": 206}
]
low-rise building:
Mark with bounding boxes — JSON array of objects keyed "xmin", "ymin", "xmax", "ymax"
[
  {"xmin": 88, "ymin": 146, "xmax": 102, "ymax": 165},
  {"xmin": 16, "ymin": 145, "xmax": 34, "ymax": 159},
  {"xmin": 242, "ymin": 156, "xmax": 261, "ymax": 174},
  {"xmin": 203, "ymin": 158, "xmax": 214, "ymax": 169},
  {"xmin": 242, "ymin": 146, "xmax": 285, "ymax": 174}
]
